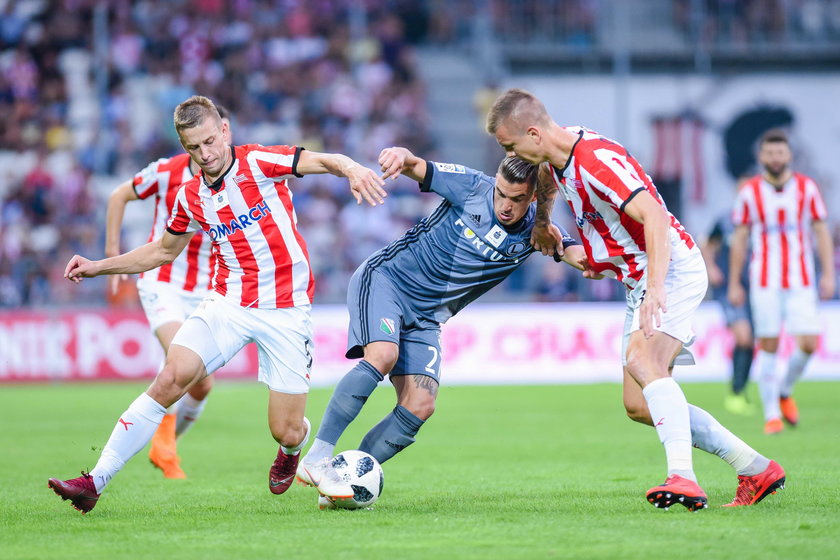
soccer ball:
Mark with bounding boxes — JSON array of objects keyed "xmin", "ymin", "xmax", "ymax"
[{"xmin": 322, "ymin": 450, "xmax": 384, "ymax": 510}]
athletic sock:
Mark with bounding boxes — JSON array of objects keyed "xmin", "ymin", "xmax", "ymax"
[
  {"xmin": 281, "ymin": 417, "xmax": 310, "ymax": 456},
  {"xmin": 756, "ymin": 350, "xmax": 781, "ymax": 421},
  {"xmin": 303, "ymin": 438, "xmax": 336, "ymax": 465},
  {"xmin": 642, "ymin": 377, "xmax": 695, "ymax": 481},
  {"xmin": 732, "ymin": 346, "xmax": 753, "ymax": 395},
  {"xmin": 359, "ymin": 405, "xmax": 425, "ymax": 464},
  {"xmin": 688, "ymin": 404, "xmax": 769, "ymax": 476},
  {"xmin": 175, "ymin": 393, "xmax": 207, "ymax": 437},
  {"xmin": 313, "ymin": 360, "xmax": 383, "ymax": 446},
  {"xmin": 90, "ymin": 392, "xmax": 166, "ymax": 493},
  {"xmin": 781, "ymin": 348, "xmax": 810, "ymax": 398}
]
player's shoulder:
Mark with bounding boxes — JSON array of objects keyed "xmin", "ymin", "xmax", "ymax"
[
  {"xmin": 154, "ymin": 153, "xmax": 191, "ymax": 172},
  {"xmin": 793, "ymin": 171, "xmax": 818, "ymax": 188},
  {"xmin": 238, "ymin": 143, "xmax": 297, "ymax": 157},
  {"xmin": 739, "ymin": 175, "xmax": 762, "ymax": 192},
  {"xmin": 573, "ymin": 127, "xmax": 627, "ymax": 160}
]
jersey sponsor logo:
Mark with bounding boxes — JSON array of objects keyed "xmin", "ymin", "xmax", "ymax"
[
  {"xmin": 575, "ymin": 210, "xmax": 603, "ymax": 228},
  {"xmin": 232, "ymin": 174, "xmax": 248, "ymax": 185},
  {"xmin": 454, "ymin": 218, "xmax": 504, "ymax": 262},
  {"xmin": 485, "ymin": 225, "xmax": 508, "ymax": 248},
  {"xmin": 380, "ymin": 318, "xmax": 396, "ymax": 336},
  {"xmin": 207, "ymin": 201, "xmax": 272, "ymax": 241},
  {"xmin": 434, "ymin": 162, "xmax": 465, "ymax": 174},
  {"xmin": 213, "ymin": 191, "xmax": 229, "ymax": 210}
]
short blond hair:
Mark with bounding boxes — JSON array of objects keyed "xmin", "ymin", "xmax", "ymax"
[
  {"xmin": 486, "ymin": 88, "xmax": 550, "ymax": 135},
  {"xmin": 174, "ymin": 95, "xmax": 222, "ymax": 133}
]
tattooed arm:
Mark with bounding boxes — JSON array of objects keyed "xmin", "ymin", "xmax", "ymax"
[{"xmin": 530, "ymin": 162, "xmax": 562, "ymax": 256}]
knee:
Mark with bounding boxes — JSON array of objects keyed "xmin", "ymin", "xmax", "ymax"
[
  {"xmin": 799, "ymin": 340, "xmax": 818, "ymax": 355},
  {"xmin": 758, "ymin": 338, "xmax": 779, "ymax": 353},
  {"xmin": 401, "ymin": 392, "xmax": 436, "ymax": 421},
  {"xmin": 149, "ymin": 361, "xmax": 196, "ymax": 406},
  {"xmin": 188, "ymin": 376, "xmax": 213, "ymax": 401},
  {"xmin": 365, "ymin": 346, "xmax": 399, "ymax": 375},
  {"xmin": 624, "ymin": 402, "xmax": 652, "ymax": 425}
]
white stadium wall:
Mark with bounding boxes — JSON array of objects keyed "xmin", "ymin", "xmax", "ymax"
[{"xmin": 2, "ymin": 302, "xmax": 839, "ymax": 384}]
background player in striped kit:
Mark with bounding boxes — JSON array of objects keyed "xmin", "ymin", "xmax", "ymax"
[
  {"xmin": 296, "ymin": 148, "xmax": 589, "ymax": 491},
  {"xmin": 728, "ymin": 129, "xmax": 836, "ymax": 434},
  {"xmin": 49, "ymin": 95, "xmax": 387, "ymax": 513},
  {"xmin": 487, "ymin": 88, "xmax": 784, "ymax": 510},
  {"xmin": 103, "ymin": 105, "xmax": 231, "ymax": 479}
]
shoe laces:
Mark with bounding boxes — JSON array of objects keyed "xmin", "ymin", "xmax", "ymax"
[{"xmin": 312, "ymin": 458, "xmax": 345, "ymax": 485}]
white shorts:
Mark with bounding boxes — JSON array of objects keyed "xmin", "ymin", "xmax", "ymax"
[
  {"xmin": 171, "ymin": 293, "xmax": 313, "ymax": 394},
  {"xmin": 750, "ymin": 286, "xmax": 821, "ymax": 338},
  {"xmin": 621, "ymin": 247, "xmax": 708, "ymax": 367},
  {"xmin": 137, "ymin": 278, "xmax": 206, "ymax": 333}
]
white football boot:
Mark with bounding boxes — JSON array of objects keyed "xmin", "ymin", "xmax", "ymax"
[{"xmin": 296, "ymin": 457, "xmax": 354, "ymax": 499}]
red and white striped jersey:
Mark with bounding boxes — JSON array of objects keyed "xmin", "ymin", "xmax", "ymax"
[
  {"xmin": 550, "ymin": 127, "xmax": 696, "ymax": 290},
  {"xmin": 133, "ymin": 153, "xmax": 214, "ymax": 293},
  {"xmin": 166, "ymin": 144, "xmax": 314, "ymax": 309},
  {"xmin": 732, "ymin": 173, "xmax": 827, "ymax": 290}
]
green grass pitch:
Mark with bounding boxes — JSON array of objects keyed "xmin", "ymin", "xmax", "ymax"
[{"xmin": 2, "ymin": 381, "xmax": 838, "ymax": 559}]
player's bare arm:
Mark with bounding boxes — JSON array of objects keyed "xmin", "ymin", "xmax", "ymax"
[
  {"xmin": 531, "ymin": 162, "xmax": 562, "ymax": 256},
  {"xmin": 296, "ymin": 150, "xmax": 387, "ymax": 206},
  {"xmin": 624, "ymin": 190, "xmax": 672, "ymax": 338},
  {"xmin": 559, "ymin": 244, "xmax": 604, "ymax": 279},
  {"xmin": 65, "ymin": 231, "xmax": 193, "ymax": 283},
  {"xmin": 727, "ymin": 224, "xmax": 750, "ymax": 306},
  {"xmin": 813, "ymin": 220, "xmax": 836, "ymax": 299},
  {"xmin": 104, "ymin": 179, "xmax": 140, "ymax": 293},
  {"xmin": 378, "ymin": 146, "xmax": 427, "ymax": 183}
]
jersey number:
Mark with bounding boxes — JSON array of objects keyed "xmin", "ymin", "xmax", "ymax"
[{"xmin": 425, "ymin": 346, "xmax": 439, "ymax": 375}]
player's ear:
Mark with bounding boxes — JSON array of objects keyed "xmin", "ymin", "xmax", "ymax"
[{"xmin": 527, "ymin": 126, "xmax": 541, "ymax": 144}]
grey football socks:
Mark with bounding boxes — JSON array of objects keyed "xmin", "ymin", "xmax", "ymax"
[
  {"xmin": 359, "ymin": 405, "xmax": 424, "ymax": 464},
  {"xmin": 315, "ymin": 360, "xmax": 384, "ymax": 445}
]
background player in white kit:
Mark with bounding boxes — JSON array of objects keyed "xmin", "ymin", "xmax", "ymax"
[
  {"xmin": 487, "ymin": 88, "xmax": 785, "ymax": 510},
  {"xmin": 103, "ymin": 105, "xmax": 232, "ymax": 479},
  {"xmin": 728, "ymin": 129, "xmax": 835, "ymax": 434},
  {"xmin": 49, "ymin": 95, "xmax": 387, "ymax": 514}
]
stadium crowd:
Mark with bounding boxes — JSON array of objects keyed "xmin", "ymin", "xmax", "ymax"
[{"xmin": 1, "ymin": 0, "xmax": 838, "ymax": 308}]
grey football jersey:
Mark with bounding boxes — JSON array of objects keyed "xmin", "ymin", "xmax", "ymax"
[{"xmin": 362, "ymin": 161, "xmax": 577, "ymax": 323}]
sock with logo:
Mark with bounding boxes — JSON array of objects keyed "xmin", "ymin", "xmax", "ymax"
[
  {"xmin": 90, "ymin": 392, "xmax": 166, "ymax": 493},
  {"xmin": 312, "ymin": 360, "xmax": 384, "ymax": 448},
  {"xmin": 756, "ymin": 350, "xmax": 781, "ymax": 421},
  {"xmin": 642, "ymin": 377, "xmax": 695, "ymax": 481},
  {"xmin": 731, "ymin": 345, "xmax": 753, "ymax": 395},
  {"xmin": 688, "ymin": 404, "xmax": 769, "ymax": 476},
  {"xmin": 175, "ymin": 393, "xmax": 207, "ymax": 437},
  {"xmin": 359, "ymin": 405, "xmax": 425, "ymax": 464},
  {"xmin": 781, "ymin": 348, "xmax": 810, "ymax": 398}
]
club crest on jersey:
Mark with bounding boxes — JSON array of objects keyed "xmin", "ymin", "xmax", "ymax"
[
  {"xmin": 208, "ymin": 201, "xmax": 272, "ymax": 241},
  {"xmin": 380, "ymin": 318, "xmax": 396, "ymax": 336},
  {"xmin": 232, "ymin": 174, "xmax": 248, "ymax": 185},
  {"xmin": 434, "ymin": 162, "xmax": 465, "ymax": 174},
  {"xmin": 454, "ymin": 218, "xmax": 504, "ymax": 262},
  {"xmin": 576, "ymin": 210, "xmax": 603, "ymax": 228}
]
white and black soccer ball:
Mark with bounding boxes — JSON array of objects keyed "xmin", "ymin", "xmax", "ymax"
[{"xmin": 327, "ymin": 450, "xmax": 384, "ymax": 510}]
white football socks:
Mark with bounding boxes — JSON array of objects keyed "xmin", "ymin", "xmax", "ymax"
[
  {"xmin": 688, "ymin": 404, "xmax": 769, "ymax": 476},
  {"xmin": 642, "ymin": 377, "xmax": 695, "ymax": 481},
  {"xmin": 756, "ymin": 350, "xmax": 781, "ymax": 421},
  {"xmin": 781, "ymin": 348, "xmax": 810, "ymax": 398},
  {"xmin": 175, "ymin": 393, "xmax": 207, "ymax": 437},
  {"xmin": 90, "ymin": 392, "xmax": 166, "ymax": 493},
  {"xmin": 302, "ymin": 438, "xmax": 335, "ymax": 465},
  {"xmin": 281, "ymin": 417, "xmax": 311, "ymax": 456}
]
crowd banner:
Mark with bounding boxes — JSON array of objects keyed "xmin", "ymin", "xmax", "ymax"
[{"xmin": 2, "ymin": 302, "xmax": 838, "ymax": 384}]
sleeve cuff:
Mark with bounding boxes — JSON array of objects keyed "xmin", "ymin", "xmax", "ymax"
[
  {"xmin": 292, "ymin": 146, "xmax": 305, "ymax": 178},
  {"xmin": 419, "ymin": 161, "xmax": 434, "ymax": 192},
  {"xmin": 619, "ymin": 186, "xmax": 645, "ymax": 212},
  {"xmin": 166, "ymin": 227, "xmax": 190, "ymax": 236}
]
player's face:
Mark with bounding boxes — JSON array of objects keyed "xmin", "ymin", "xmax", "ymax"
[
  {"xmin": 759, "ymin": 141, "xmax": 791, "ymax": 179},
  {"xmin": 179, "ymin": 118, "xmax": 231, "ymax": 179},
  {"xmin": 494, "ymin": 122, "xmax": 544, "ymax": 165},
  {"xmin": 493, "ymin": 175, "xmax": 535, "ymax": 225}
]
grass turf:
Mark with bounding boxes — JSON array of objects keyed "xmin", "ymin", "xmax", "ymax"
[{"xmin": 1, "ymin": 381, "xmax": 838, "ymax": 559}]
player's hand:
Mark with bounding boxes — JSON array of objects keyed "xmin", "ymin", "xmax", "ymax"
[
  {"xmin": 64, "ymin": 255, "xmax": 100, "ymax": 283},
  {"xmin": 108, "ymin": 274, "xmax": 129, "ymax": 294},
  {"xmin": 378, "ymin": 147, "xmax": 409, "ymax": 181},
  {"xmin": 347, "ymin": 164, "xmax": 387, "ymax": 206},
  {"xmin": 708, "ymin": 264, "xmax": 724, "ymax": 288},
  {"xmin": 819, "ymin": 272, "xmax": 836, "ymax": 300},
  {"xmin": 578, "ymin": 256, "xmax": 604, "ymax": 280},
  {"xmin": 727, "ymin": 282, "xmax": 746, "ymax": 307},
  {"xmin": 639, "ymin": 284, "xmax": 666, "ymax": 339},
  {"xmin": 530, "ymin": 223, "xmax": 561, "ymax": 256}
]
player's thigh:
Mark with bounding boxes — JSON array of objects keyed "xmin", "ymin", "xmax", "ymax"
[
  {"xmin": 391, "ymin": 373, "xmax": 439, "ymax": 419},
  {"xmin": 267, "ymin": 390, "xmax": 308, "ymax": 444},
  {"xmin": 345, "ymin": 266, "xmax": 405, "ymax": 364},
  {"xmin": 784, "ymin": 288, "xmax": 821, "ymax": 337},
  {"xmin": 252, "ymin": 304, "xmax": 313, "ymax": 395},
  {"xmin": 750, "ymin": 287, "xmax": 783, "ymax": 338},
  {"xmin": 147, "ymin": 342, "xmax": 208, "ymax": 406},
  {"xmin": 172, "ymin": 295, "xmax": 251, "ymax": 377},
  {"xmin": 624, "ymin": 329, "xmax": 684, "ymax": 387},
  {"xmin": 392, "ymin": 327, "xmax": 443, "ymax": 382}
]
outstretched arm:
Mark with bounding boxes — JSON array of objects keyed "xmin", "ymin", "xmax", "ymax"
[
  {"xmin": 104, "ymin": 179, "xmax": 139, "ymax": 293},
  {"xmin": 377, "ymin": 146, "xmax": 428, "ymax": 183},
  {"xmin": 727, "ymin": 224, "xmax": 749, "ymax": 306},
  {"xmin": 531, "ymin": 163, "xmax": 562, "ymax": 256},
  {"xmin": 296, "ymin": 150, "xmax": 387, "ymax": 206},
  {"xmin": 813, "ymin": 220, "xmax": 836, "ymax": 299},
  {"xmin": 65, "ymin": 231, "xmax": 193, "ymax": 283}
]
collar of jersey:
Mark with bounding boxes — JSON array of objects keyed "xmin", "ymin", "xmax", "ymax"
[
  {"xmin": 553, "ymin": 129, "xmax": 584, "ymax": 179},
  {"xmin": 202, "ymin": 146, "xmax": 237, "ymax": 192}
]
